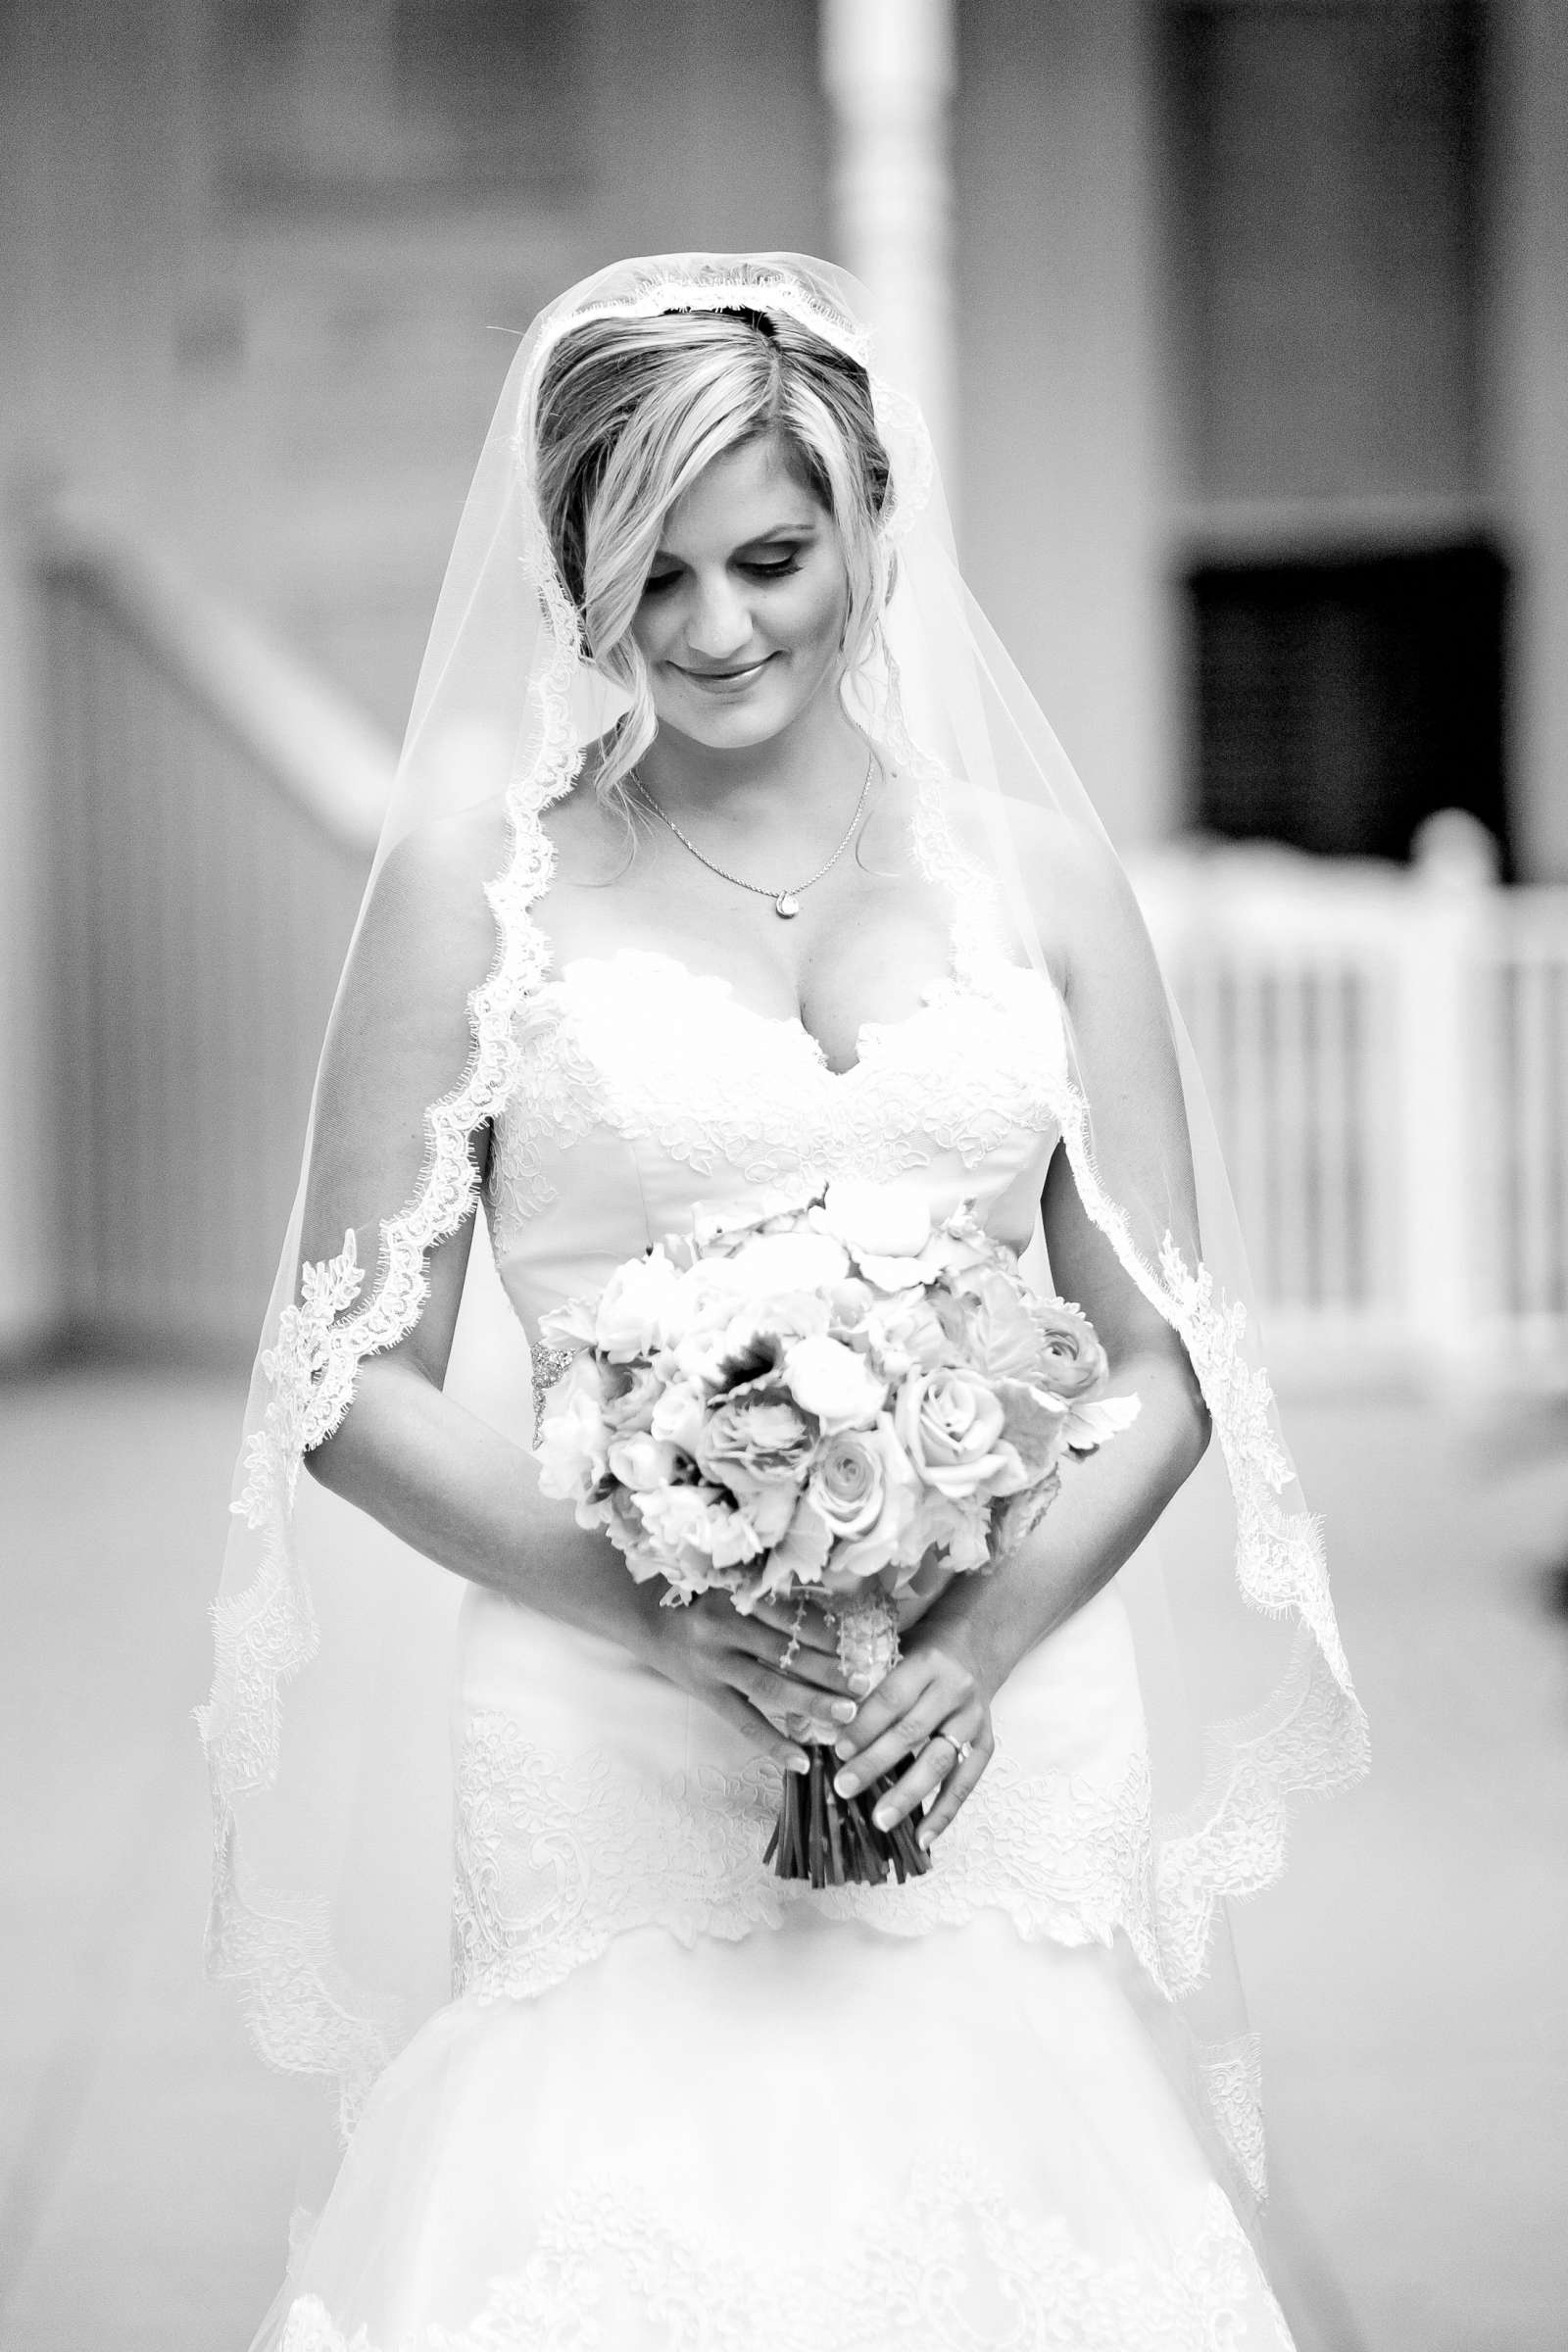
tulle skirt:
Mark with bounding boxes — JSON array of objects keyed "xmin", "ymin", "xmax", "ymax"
[{"xmin": 255, "ymin": 1589, "xmax": 1295, "ymax": 2350}]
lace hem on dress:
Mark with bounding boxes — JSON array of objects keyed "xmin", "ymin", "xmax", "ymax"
[
  {"xmin": 274, "ymin": 2168, "xmax": 1293, "ymax": 2352},
  {"xmin": 450, "ymin": 1717, "xmax": 1162, "ymax": 2004}
]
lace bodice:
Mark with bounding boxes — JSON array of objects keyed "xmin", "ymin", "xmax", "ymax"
[{"xmin": 484, "ymin": 918, "xmax": 1071, "ymax": 1349}]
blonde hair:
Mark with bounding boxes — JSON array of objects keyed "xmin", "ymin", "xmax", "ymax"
[{"xmin": 532, "ymin": 303, "xmax": 894, "ymax": 807}]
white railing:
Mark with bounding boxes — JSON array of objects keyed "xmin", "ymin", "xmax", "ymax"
[
  {"xmin": 36, "ymin": 506, "xmax": 392, "ymax": 1356},
  {"xmin": 1133, "ymin": 815, "xmax": 1568, "ymax": 1390}
]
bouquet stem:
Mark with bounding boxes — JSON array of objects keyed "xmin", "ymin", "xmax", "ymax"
[
  {"xmin": 763, "ymin": 1741, "xmax": 931, "ymax": 1885},
  {"xmin": 761, "ymin": 1592, "xmax": 930, "ymax": 1886}
]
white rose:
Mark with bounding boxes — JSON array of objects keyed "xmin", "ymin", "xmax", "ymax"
[
  {"xmin": 594, "ymin": 1248, "xmax": 684, "ymax": 1360},
  {"xmin": 864, "ymin": 1294, "xmax": 948, "ymax": 1378},
  {"xmin": 705, "ymin": 1503, "xmax": 767, "ymax": 1570},
  {"xmin": 808, "ymin": 1416, "xmax": 922, "ymax": 1585},
  {"xmin": 534, "ymin": 1354, "xmax": 611, "ymax": 1499},
  {"xmin": 815, "ymin": 1178, "xmax": 933, "ymax": 1263},
  {"xmin": 538, "ymin": 1294, "xmax": 597, "ymax": 1350},
  {"xmin": 637, "ymin": 1483, "xmax": 724, "ymax": 1557},
  {"xmin": 606, "ymin": 1431, "xmax": 682, "ymax": 1492},
  {"xmin": 894, "ymin": 1366, "xmax": 1016, "ymax": 1500},
  {"xmin": 670, "ymin": 1257, "xmax": 755, "ymax": 1338},
  {"xmin": 649, "ymin": 1378, "xmax": 708, "ymax": 1454},
  {"xmin": 782, "ymin": 1334, "xmax": 886, "ymax": 1432},
  {"xmin": 727, "ymin": 1229, "xmax": 851, "ymax": 1296}
]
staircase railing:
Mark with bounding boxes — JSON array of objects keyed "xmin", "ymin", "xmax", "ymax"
[{"xmin": 35, "ymin": 506, "xmax": 392, "ymax": 1356}]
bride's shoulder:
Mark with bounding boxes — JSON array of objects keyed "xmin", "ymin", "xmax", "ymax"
[
  {"xmin": 352, "ymin": 796, "xmax": 512, "ymax": 1004},
  {"xmin": 937, "ymin": 785, "xmax": 1144, "ymax": 994},
  {"xmin": 539, "ymin": 764, "xmax": 630, "ymax": 874}
]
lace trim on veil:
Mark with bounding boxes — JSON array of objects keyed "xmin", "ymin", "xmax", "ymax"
[{"xmin": 198, "ymin": 564, "xmax": 585, "ymax": 2118}]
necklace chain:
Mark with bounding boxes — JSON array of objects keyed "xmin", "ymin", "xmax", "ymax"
[{"xmin": 634, "ymin": 745, "xmax": 876, "ymax": 918}]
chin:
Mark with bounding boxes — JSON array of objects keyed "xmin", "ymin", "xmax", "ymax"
[
  {"xmin": 658, "ymin": 662, "xmax": 841, "ymax": 754},
  {"xmin": 660, "ymin": 683, "xmax": 805, "ymax": 752}
]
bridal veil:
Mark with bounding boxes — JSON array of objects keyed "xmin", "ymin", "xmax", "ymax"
[{"xmin": 199, "ymin": 252, "xmax": 1368, "ymax": 2222}]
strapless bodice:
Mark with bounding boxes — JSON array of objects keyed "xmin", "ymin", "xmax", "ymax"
[
  {"xmin": 460, "ymin": 900, "xmax": 1162, "ymax": 2022},
  {"xmin": 485, "ymin": 937, "xmax": 1071, "ymax": 1348}
]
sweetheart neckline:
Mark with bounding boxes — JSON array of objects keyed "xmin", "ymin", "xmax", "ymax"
[{"xmin": 548, "ymin": 943, "xmax": 1032, "ymax": 1081}]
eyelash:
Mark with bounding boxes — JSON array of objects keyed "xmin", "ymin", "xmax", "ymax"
[{"xmin": 643, "ymin": 556, "xmax": 803, "ymax": 596}]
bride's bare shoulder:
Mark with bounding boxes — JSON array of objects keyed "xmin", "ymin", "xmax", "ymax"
[
  {"xmin": 360, "ymin": 747, "xmax": 627, "ymax": 972},
  {"xmin": 936, "ymin": 785, "xmax": 1133, "ymax": 989},
  {"xmin": 353, "ymin": 796, "xmax": 514, "ymax": 999},
  {"xmin": 538, "ymin": 751, "xmax": 637, "ymax": 880}
]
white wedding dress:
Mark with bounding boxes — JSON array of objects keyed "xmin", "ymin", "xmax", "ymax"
[{"xmin": 260, "ymin": 854, "xmax": 1296, "ymax": 2350}]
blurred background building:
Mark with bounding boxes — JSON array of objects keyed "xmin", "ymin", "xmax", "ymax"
[
  {"xmin": 3, "ymin": 0, "xmax": 1568, "ymax": 1384},
  {"xmin": 3, "ymin": 10, "xmax": 1567, "ymax": 2352}
]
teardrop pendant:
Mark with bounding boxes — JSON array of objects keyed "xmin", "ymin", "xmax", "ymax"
[{"xmin": 774, "ymin": 892, "xmax": 801, "ymax": 918}]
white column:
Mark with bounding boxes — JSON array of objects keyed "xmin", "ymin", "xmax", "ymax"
[
  {"xmin": 1395, "ymin": 819, "xmax": 1494, "ymax": 1381},
  {"xmin": 819, "ymin": 0, "xmax": 957, "ymax": 495},
  {"xmin": 1495, "ymin": 0, "xmax": 1568, "ymax": 880}
]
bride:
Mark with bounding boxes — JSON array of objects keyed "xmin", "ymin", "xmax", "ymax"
[{"xmin": 203, "ymin": 255, "xmax": 1367, "ymax": 2350}]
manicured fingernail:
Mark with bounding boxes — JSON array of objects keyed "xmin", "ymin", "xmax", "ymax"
[
  {"xmin": 787, "ymin": 1752, "xmax": 809, "ymax": 1775},
  {"xmin": 873, "ymin": 1803, "xmax": 895, "ymax": 1830},
  {"xmin": 916, "ymin": 1827, "xmax": 933, "ymax": 1849},
  {"xmin": 830, "ymin": 1700, "xmax": 858, "ymax": 1725},
  {"xmin": 834, "ymin": 1735, "xmax": 855, "ymax": 1759},
  {"xmin": 835, "ymin": 1771, "xmax": 858, "ymax": 1797},
  {"xmin": 849, "ymin": 1672, "xmax": 874, "ymax": 1695}
]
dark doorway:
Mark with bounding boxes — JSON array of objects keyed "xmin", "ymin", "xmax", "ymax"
[{"xmin": 1186, "ymin": 542, "xmax": 1510, "ymax": 870}]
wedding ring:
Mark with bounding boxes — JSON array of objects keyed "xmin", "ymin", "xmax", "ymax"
[{"xmin": 942, "ymin": 1731, "xmax": 973, "ymax": 1768}]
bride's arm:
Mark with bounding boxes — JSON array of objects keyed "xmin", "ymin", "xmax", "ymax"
[
  {"xmin": 308, "ymin": 1209, "xmax": 657, "ymax": 1644},
  {"xmin": 314, "ymin": 1200, "xmax": 871, "ymax": 1770},
  {"xmin": 299, "ymin": 809, "xmax": 849, "ymax": 1769},
  {"xmin": 308, "ymin": 1216, "xmax": 855, "ymax": 1769},
  {"xmin": 831, "ymin": 818, "xmax": 1210, "ymax": 1841}
]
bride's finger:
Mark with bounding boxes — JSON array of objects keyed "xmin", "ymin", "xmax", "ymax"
[
  {"xmin": 915, "ymin": 1733, "xmax": 993, "ymax": 1846},
  {"xmin": 744, "ymin": 1597, "xmax": 840, "ymax": 1656},
  {"xmin": 830, "ymin": 1654, "xmax": 934, "ymax": 1758},
  {"xmin": 729, "ymin": 1611, "xmax": 852, "ymax": 1692},
  {"xmin": 831, "ymin": 1681, "xmax": 950, "ymax": 1799},
  {"xmin": 699, "ymin": 1683, "xmax": 812, "ymax": 1777},
  {"xmin": 865, "ymin": 1729, "xmax": 971, "ymax": 1833},
  {"xmin": 739, "ymin": 1660, "xmax": 858, "ymax": 1737}
]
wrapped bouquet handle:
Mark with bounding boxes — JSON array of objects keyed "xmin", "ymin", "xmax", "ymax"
[
  {"xmin": 535, "ymin": 1178, "xmax": 1139, "ymax": 1889},
  {"xmin": 764, "ymin": 1591, "xmax": 926, "ymax": 1886}
]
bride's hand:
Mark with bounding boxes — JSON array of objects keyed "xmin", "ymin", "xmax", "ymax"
[
  {"xmin": 827, "ymin": 1625, "xmax": 995, "ymax": 1849},
  {"xmin": 639, "ymin": 1592, "xmax": 858, "ymax": 1776}
]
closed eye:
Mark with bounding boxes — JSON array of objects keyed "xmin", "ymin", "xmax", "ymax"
[{"xmin": 643, "ymin": 555, "xmax": 804, "ymax": 595}]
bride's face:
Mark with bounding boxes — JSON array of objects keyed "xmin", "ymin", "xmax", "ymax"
[{"xmin": 630, "ymin": 431, "xmax": 851, "ymax": 752}]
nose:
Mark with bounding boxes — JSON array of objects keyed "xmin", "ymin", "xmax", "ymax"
[{"xmin": 683, "ymin": 569, "xmax": 756, "ymax": 663}]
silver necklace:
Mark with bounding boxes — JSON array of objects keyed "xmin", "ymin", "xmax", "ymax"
[{"xmin": 635, "ymin": 744, "xmax": 875, "ymax": 918}]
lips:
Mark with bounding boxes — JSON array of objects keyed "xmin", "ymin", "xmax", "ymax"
[{"xmin": 673, "ymin": 655, "xmax": 776, "ymax": 690}]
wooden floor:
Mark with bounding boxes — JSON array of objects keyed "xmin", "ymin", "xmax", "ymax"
[{"xmin": 1, "ymin": 1364, "xmax": 1564, "ymax": 2351}]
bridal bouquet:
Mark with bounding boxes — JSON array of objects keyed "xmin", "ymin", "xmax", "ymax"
[{"xmin": 535, "ymin": 1179, "xmax": 1137, "ymax": 1886}]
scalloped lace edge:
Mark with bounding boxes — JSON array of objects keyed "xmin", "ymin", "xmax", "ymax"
[{"xmin": 198, "ymin": 564, "xmax": 584, "ymax": 2120}]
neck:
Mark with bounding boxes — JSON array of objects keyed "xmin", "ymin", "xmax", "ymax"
[{"xmin": 635, "ymin": 682, "xmax": 866, "ymax": 829}]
